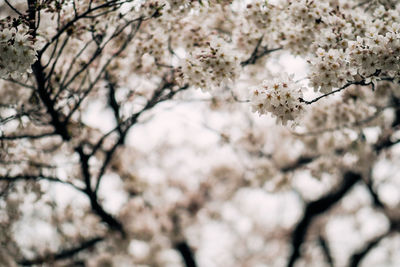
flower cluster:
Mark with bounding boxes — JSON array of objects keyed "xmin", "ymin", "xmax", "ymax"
[
  {"xmin": 309, "ymin": 20, "xmax": 400, "ymax": 93},
  {"xmin": 289, "ymin": 0, "xmax": 331, "ymax": 23},
  {"xmin": 136, "ymin": 0, "xmax": 165, "ymax": 18},
  {"xmin": 302, "ymin": 98, "xmax": 376, "ymax": 133},
  {"xmin": 130, "ymin": 29, "xmax": 170, "ymax": 73},
  {"xmin": 0, "ymin": 25, "xmax": 37, "ymax": 79},
  {"xmin": 243, "ymin": 1, "xmax": 272, "ymax": 30},
  {"xmin": 180, "ymin": 37, "xmax": 239, "ymax": 91},
  {"xmin": 170, "ymin": 22, "xmax": 208, "ymax": 50},
  {"xmin": 282, "ymin": 0, "xmax": 332, "ymax": 55},
  {"xmin": 234, "ymin": 1, "xmax": 281, "ymax": 55},
  {"xmin": 251, "ymin": 74, "xmax": 304, "ymax": 125},
  {"xmin": 347, "ymin": 25, "xmax": 400, "ymax": 78},
  {"xmin": 166, "ymin": 0, "xmax": 193, "ymax": 11},
  {"xmin": 135, "ymin": 0, "xmax": 195, "ymax": 19},
  {"xmin": 308, "ymin": 48, "xmax": 353, "ymax": 93}
]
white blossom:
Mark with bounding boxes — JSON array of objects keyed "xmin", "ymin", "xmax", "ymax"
[
  {"xmin": 0, "ymin": 25, "xmax": 37, "ymax": 79},
  {"xmin": 181, "ymin": 36, "xmax": 239, "ymax": 91},
  {"xmin": 251, "ymin": 74, "xmax": 304, "ymax": 125}
]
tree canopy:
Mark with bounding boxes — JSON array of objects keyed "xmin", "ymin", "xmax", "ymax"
[{"xmin": 1, "ymin": 0, "xmax": 400, "ymax": 266}]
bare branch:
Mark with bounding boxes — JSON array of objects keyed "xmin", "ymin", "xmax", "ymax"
[
  {"xmin": 175, "ymin": 241, "xmax": 198, "ymax": 267},
  {"xmin": 318, "ymin": 235, "xmax": 334, "ymax": 267},
  {"xmin": 0, "ymin": 132, "xmax": 57, "ymax": 140},
  {"xmin": 299, "ymin": 79, "xmax": 374, "ymax": 105},
  {"xmin": 38, "ymin": 1, "xmax": 134, "ymax": 56},
  {"xmin": 18, "ymin": 236, "xmax": 104, "ymax": 266},
  {"xmin": 93, "ymin": 81, "xmax": 189, "ymax": 193},
  {"xmin": 281, "ymin": 155, "xmax": 316, "ymax": 173},
  {"xmin": 240, "ymin": 35, "xmax": 282, "ymax": 66},
  {"xmin": 349, "ymin": 232, "xmax": 388, "ymax": 267},
  {"xmin": 4, "ymin": 0, "xmax": 23, "ymax": 16},
  {"xmin": 287, "ymin": 172, "xmax": 362, "ymax": 267},
  {"xmin": 76, "ymin": 146, "xmax": 126, "ymax": 236},
  {"xmin": 0, "ymin": 174, "xmax": 84, "ymax": 192}
]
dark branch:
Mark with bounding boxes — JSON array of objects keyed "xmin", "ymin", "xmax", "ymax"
[
  {"xmin": 318, "ymin": 235, "xmax": 334, "ymax": 267},
  {"xmin": 287, "ymin": 171, "xmax": 362, "ymax": 267},
  {"xmin": 28, "ymin": 0, "xmax": 71, "ymax": 141},
  {"xmin": 76, "ymin": 146, "xmax": 126, "ymax": 236},
  {"xmin": 18, "ymin": 236, "xmax": 104, "ymax": 266},
  {"xmin": 349, "ymin": 165, "xmax": 400, "ymax": 267},
  {"xmin": 0, "ymin": 174, "xmax": 84, "ymax": 192},
  {"xmin": 390, "ymin": 96, "xmax": 400, "ymax": 127},
  {"xmin": 281, "ymin": 156, "xmax": 316, "ymax": 173},
  {"xmin": 106, "ymin": 71, "xmax": 123, "ymax": 136},
  {"xmin": 0, "ymin": 132, "xmax": 56, "ymax": 140},
  {"xmin": 175, "ymin": 241, "xmax": 198, "ymax": 267},
  {"xmin": 240, "ymin": 36, "xmax": 282, "ymax": 66},
  {"xmin": 364, "ymin": 171, "xmax": 385, "ymax": 209},
  {"xmin": 93, "ymin": 82, "xmax": 188, "ymax": 193},
  {"xmin": 38, "ymin": 1, "xmax": 132, "ymax": 56},
  {"xmin": 349, "ymin": 232, "xmax": 387, "ymax": 267},
  {"xmin": 4, "ymin": 0, "xmax": 23, "ymax": 16},
  {"xmin": 299, "ymin": 79, "xmax": 374, "ymax": 105},
  {"xmin": 64, "ymin": 18, "xmax": 143, "ymax": 123},
  {"xmin": 86, "ymin": 189, "xmax": 126, "ymax": 236}
]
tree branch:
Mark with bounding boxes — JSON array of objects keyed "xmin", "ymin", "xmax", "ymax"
[
  {"xmin": 175, "ymin": 241, "xmax": 198, "ymax": 267},
  {"xmin": 76, "ymin": 146, "xmax": 126, "ymax": 236},
  {"xmin": 287, "ymin": 171, "xmax": 362, "ymax": 267},
  {"xmin": 105, "ymin": 71, "xmax": 123, "ymax": 136},
  {"xmin": 18, "ymin": 236, "xmax": 104, "ymax": 266},
  {"xmin": 93, "ymin": 82, "xmax": 188, "ymax": 193},
  {"xmin": 28, "ymin": 0, "xmax": 71, "ymax": 141},
  {"xmin": 38, "ymin": 0, "xmax": 132, "ymax": 56},
  {"xmin": 4, "ymin": 0, "xmax": 23, "ymax": 16},
  {"xmin": 0, "ymin": 174, "xmax": 84, "ymax": 192},
  {"xmin": 299, "ymin": 79, "xmax": 374, "ymax": 105},
  {"xmin": 318, "ymin": 235, "xmax": 334, "ymax": 267},
  {"xmin": 348, "ymin": 232, "xmax": 388, "ymax": 267},
  {"xmin": 240, "ymin": 36, "xmax": 282, "ymax": 66},
  {"xmin": 281, "ymin": 156, "xmax": 316, "ymax": 173},
  {"xmin": 0, "ymin": 132, "xmax": 56, "ymax": 140}
]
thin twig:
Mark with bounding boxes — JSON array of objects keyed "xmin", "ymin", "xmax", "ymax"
[
  {"xmin": 4, "ymin": 0, "xmax": 23, "ymax": 16},
  {"xmin": 18, "ymin": 236, "xmax": 104, "ymax": 265},
  {"xmin": 299, "ymin": 80, "xmax": 373, "ymax": 105}
]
